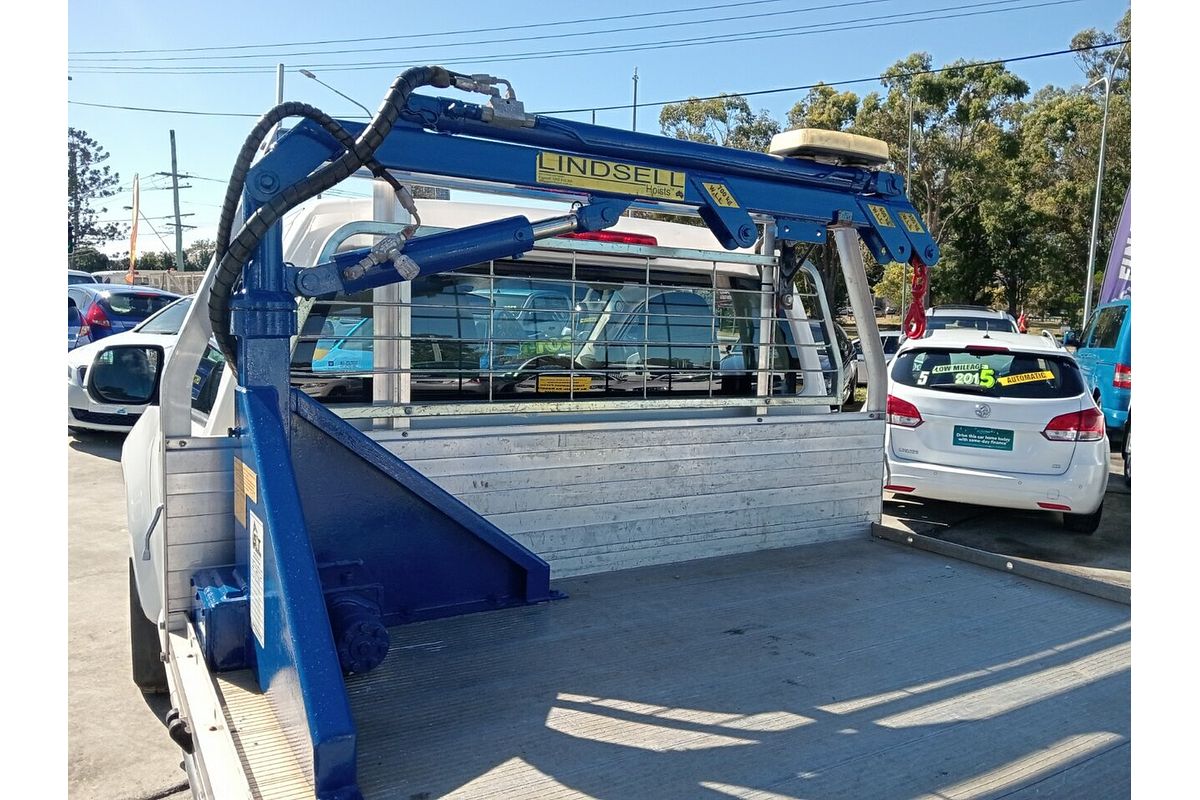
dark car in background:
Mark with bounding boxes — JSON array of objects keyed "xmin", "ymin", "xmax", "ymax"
[{"xmin": 68, "ymin": 284, "xmax": 181, "ymax": 345}]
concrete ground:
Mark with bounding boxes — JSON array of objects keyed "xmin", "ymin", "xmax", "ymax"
[{"xmin": 67, "ymin": 432, "xmax": 188, "ymax": 800}]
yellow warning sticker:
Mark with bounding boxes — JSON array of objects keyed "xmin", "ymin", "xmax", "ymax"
[
  {"xmin": 536, "ymin": 375, "xmax": 593, "ymax": 392},
  {"xmin": 232, "ymin": 457, "xmax": 246, "ymax": 526},
  {"xmin": 998, "ymin": 370, "xmax": 1055, "ymax": 386},
  {"xmin": 536, "ymin": 152, "xmax": 686, "ymax": 201},
  {"xmin": 866, "ymin": 204, "xmax": 896, "ymax": 228},
  {"xmin": 899, "ymin": 211, "xmax": 925, "ymax": 234},
  {"xmin": 702, "ymin": 182, "xmax": 740, "ymax": 208},
  {"xmin": 243, "ymin": 461, "xmax": 258, "ymax": 505}
]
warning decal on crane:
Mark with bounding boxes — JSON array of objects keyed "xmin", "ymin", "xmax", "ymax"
[
  {"xmin": 702, "ymin": 182, "xmax": 740, "ymax": 208},
  {"xmin": 899, "ymin": 211, "xmax": 925, "ymax": 234},
  {"xmin": 536, "ymin": 152, "xmax": 686, "ymax": 200},
  {"xmin": 250, "ymin": 511, "xmax": 265, "ymax": 647},
  {"xmin": 866, "ymin": 204, "xmax": 896, "ymax": 228}
]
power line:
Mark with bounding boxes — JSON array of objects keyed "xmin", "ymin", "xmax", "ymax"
[
  {"xmin": 70, "ymin": 0, "xmax": 901, "ymax": 64},
  {"xmin": 67, "ymin": 0, "xmax": 803, "ymax": 56},
  {"xmin": 68, "ymin": 39, "xmax": 1126, "ymax": 123},
  {"xmin": 547, "ymin": 39, "xmax": 1130, "ymax": 114},
  {"xmin": 67, "ymin": 0, "xmax": 1073, "ymax": 75},
  {"xmin": 70, "ymin": 100, "xmax": 260, "ymax": 118}
]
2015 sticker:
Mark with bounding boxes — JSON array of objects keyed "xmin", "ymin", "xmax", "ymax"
[{"xmin": 952, "ymin": 366, "xmax": 996, "ymax": 388}]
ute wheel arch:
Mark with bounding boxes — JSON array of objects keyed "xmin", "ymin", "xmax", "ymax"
[{"xmin": 130, "ymin": 559, "xmax": 168, "ymax": 694}]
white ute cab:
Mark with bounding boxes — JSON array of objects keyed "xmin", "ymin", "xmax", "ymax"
[{"xmin": 884, "ymin": 329, "xmax": 1108, "ymax": 533}]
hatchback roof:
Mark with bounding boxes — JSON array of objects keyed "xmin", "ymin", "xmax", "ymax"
[
  {"xmin": 70, "ymin": 284, "xmax": 181, "ymax": 298},
  {"xmin": 897, "ymin": 329, "xmax": 1066, "ymax": 356},
  {"xmin": 926, "ymin": 305, "xmax": 1012, "ymax": 318}
]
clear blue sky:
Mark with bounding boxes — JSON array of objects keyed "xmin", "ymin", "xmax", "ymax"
[{"xmin": 66, "ymin": 0, "xmax": 1130, "ymax": 255}]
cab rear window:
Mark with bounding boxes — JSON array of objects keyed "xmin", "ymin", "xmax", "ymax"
[{"xmin": 891, "ymin": 348, "xmax": 1085, "ymax": 399}]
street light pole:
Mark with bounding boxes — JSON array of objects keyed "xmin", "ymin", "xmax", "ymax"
[
  {"xmin": 299, "ymin": 69, "xmax": 372, "ymax": 117},
  {"xmin": 901, "ymin": 92, "xmax": 914, "ymax": 325},
  {"xmin": 1082, "ymin": 43, "xmax": 1129, "ymax": 327}
]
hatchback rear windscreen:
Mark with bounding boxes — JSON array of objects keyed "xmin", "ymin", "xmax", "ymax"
[
  {"xmin": 926, "ymin": 316, "xmax": 1018, "ymax": 333},
  {"xmin": 101, "ymin": 293, "xmax": 175, "ymax": 319},
  {"xmin": 891, "ymin": 348, "xmax": 1085, "ymax": 399}
]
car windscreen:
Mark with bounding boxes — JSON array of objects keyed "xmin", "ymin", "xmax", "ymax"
[
  {"xmin": 926, "ymin": 316, "xmax": 1018, "ymax": 333},
  {"xmin": 100, "ymin": 292, "xmax": 176, "ymax": 320},
  {"xmin": 137, "ymin": 298, "xmax": 193, "ymax": 334},
  {"xmin": 891, "ymin": 347, "xmax": 1085, "ymax": 399},
  {"xmin": 882, "ymin": 335, "xmax": 901, "ymax": 355}
]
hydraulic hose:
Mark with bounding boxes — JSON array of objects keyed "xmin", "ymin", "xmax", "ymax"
[{"xmin": 208, "ymin": 65, "xmax": 454, "ymax": 371}]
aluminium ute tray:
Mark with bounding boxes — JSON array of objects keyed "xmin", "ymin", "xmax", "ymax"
[{"xmin": 217, "ymin": 537, "xmax": 1130, "ymax": 799}]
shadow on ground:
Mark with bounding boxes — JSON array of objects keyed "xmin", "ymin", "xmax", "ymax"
[{"xmin": 68, "ymin": 430, "xmax": 126, "ymax": 461}]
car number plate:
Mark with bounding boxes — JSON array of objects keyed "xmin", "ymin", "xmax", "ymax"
[{"xmin": 952, "ymin": 425, "xmax": 1014, "ymax": 451}]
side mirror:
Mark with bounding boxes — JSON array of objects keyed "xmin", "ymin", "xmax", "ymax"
[
  {"xmin": 1062, "ymin": 330, "xmax": 1080, "ymax": 347},
  {"xmin": 87, "ymin": 345, "xmax": 165, "ymax": 406}
]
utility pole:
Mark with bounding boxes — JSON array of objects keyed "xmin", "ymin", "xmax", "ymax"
[
  {"xmin": 169, "ymin": 130, "xmax": 185, "ymax": 271},
  {"xmin": 68, "ymin": 144, "xmax": 78, "ymax": 254},
  {"xmin": 632, "ymin": 67, "xmax": 639, "ymax": 132}
]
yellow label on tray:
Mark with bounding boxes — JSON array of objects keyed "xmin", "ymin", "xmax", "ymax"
[{"xmin": 536, "ymin": 375, "xmax": 593, "ymax": 392}]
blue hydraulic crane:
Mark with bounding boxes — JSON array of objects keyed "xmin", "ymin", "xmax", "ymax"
[{"xmin": 193, "ymin": 65, "xmax": 939, "ymax": 799}]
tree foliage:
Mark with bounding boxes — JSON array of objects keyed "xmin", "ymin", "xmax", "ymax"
[
  {"xmin": 185, "ymin": 238, "xmax": 217, "ymax": 271},
  {"xmin": 654, "ymin": 10, "xmax": 1131, "ymax": 323},
  {"xmin": 68, "ymin": 128, "xmax": 126, "ymax": 252},
  {"xmin": 659, "ymin": 94, "xmax": 780, "ymax": 152}
]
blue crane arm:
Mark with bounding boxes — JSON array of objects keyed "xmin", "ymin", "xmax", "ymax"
[{"xmin": 246, "ymin": 91, "xmax": 938, "ymax": 304}]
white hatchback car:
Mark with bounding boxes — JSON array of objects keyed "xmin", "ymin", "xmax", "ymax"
[
  {"xmin": 884, "ymin": 330, "xmax": 1108, "ymax": 533},
  {"xmin": 67, "ymin": 297, "xmax": 192, "ymax": 433}
]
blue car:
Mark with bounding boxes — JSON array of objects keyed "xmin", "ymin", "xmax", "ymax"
[
  {"xmin": 1065, "ymin": 297, "xmax": 1130, "ymax": 448},
  {"xmin": 68, "ymin": 284, "xmax": 181, "ymax": 345}
]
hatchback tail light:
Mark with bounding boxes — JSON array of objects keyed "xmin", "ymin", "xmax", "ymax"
[
  {"xmin": 1113, "ymin": 363, "xmax": 1131, "ymax": 390},
  {"xmin": 83, "ymin": 303, "xmax": 111, "ymax": 334},
  {"xmin": 1042, "ymin": 408, "xmax": 1105, "ymax": 442},
  {"xmin": 886, "ymin": 394, "xmax": 923, "ymax": 427}
]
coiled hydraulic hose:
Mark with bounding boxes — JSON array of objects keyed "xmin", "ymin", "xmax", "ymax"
[{"xmin": 208, "ymin": 65, "xmax": 454, "ymax": 372}]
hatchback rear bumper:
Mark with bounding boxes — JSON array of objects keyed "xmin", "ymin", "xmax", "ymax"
[{"xmin": 885, "ymin": 444, "xmax": 1109, "ymax": 515}]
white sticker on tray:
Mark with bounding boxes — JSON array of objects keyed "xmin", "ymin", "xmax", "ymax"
[{"xmin": 249, "ymin": 511, "xmax": 265, "ymax": 648}]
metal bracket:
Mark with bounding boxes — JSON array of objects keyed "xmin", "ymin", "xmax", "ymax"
[
  {"xmin": 775, "ymin": 217, "xmax": 827, "ymax": 245},
  {"xmin": 690, "ymin": 176, "xmax": 757, "ymax": 249}
]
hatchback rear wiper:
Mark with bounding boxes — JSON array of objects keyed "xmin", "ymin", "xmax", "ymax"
[{"xmin": 932, "ymin": 384, "xmax": 992, "ymax": 395}]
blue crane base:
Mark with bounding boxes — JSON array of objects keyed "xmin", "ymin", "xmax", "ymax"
[{"xmin": 194, "ymin": 384, "xmax": 561, "ymax": 800}]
